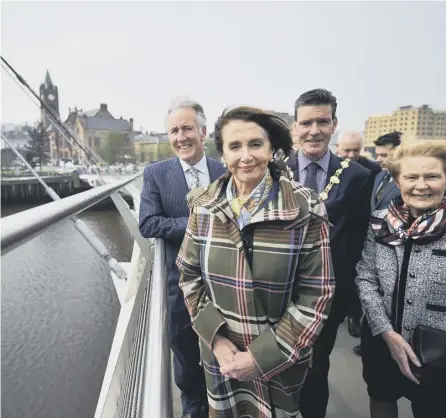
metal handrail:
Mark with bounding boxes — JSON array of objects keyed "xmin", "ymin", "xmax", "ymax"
[
  {"xmin": 0, "ymin": 172, "xmax": 141, "ymax": 255},
  {"xmin": 2, "ymin": 173, "xmax": 173, "ymax": 417},
  {"xmin": 139, "ymin": 238, "xmax": 172, "ymax": 418}
]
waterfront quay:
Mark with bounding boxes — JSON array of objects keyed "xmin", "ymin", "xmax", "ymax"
[{"xmin": 1, "ymin": 172, "xmax": 89, "ymax": 203}]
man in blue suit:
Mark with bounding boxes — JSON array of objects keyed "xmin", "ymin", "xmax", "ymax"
[
  {"xmin": 287, "ymin": 89, "xmax": 374, "ymax": 418},
  {"xmin": 139, "ymin": 97, "xmax": 225, "ymax": 418},
  {"xmin": 371, "ymin": 131, "xmax": 402, "ymax": 212}
]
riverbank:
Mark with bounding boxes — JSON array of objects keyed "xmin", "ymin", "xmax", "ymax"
[{"xmin": 1, "ymin": 174, "xmax": 135, "ymax": 209}]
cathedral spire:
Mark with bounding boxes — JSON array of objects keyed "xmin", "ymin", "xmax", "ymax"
[{"xmin": 44, "ymin": 70, "xmax": 53, "ymax": 88}]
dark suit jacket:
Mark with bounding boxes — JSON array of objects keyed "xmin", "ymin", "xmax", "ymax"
[
  {"xmin": 287, "ymin": 151, "xmax": 373, "ymax": 320},
  {"xmin": 371, "ymin": 170, "xmax": 400, "ymax": 212},
  {"xmin": 139, "ymin": 156, "xmax": 226, "ymax": 335},
  {"xmin": 357, "ymin": 156, "xmax": 381, "ymax": 179}
]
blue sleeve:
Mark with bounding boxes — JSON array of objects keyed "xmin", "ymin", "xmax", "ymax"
[{"xmin": 138, "ymin": 166, "xmax": 189, "ymax": 241}]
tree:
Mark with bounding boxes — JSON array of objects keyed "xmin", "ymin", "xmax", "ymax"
[
  {"xmin": 24, "ymin": 122, "xmax": 50, "ymax": 167},
  {"xmin": 99, "ymin": 131, "xmax": 135, "ymax": 164}
]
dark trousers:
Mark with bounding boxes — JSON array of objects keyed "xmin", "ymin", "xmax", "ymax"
[
  {"xmin": 299, "ymin": 291, "xmax": 345, "ymax": 418},
  {"xmin": 348, "ymin": 286, "xmax": 363, "ymax": 324},
  {"xmin": 170, "ymin": 322, "xmax": 208, "ymax": 416}
]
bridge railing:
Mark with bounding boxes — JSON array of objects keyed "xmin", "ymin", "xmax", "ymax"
[{"xmin": 0, "ymin": 173, "xmax": 173, "ymax": 418}]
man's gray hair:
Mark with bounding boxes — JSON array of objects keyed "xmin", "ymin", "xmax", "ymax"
[{"xmin": 166, "ymin": 95, "xmax": 207, "ymax": 134}]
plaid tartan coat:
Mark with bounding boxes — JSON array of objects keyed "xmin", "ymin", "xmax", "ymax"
[{"xmin": 176, "ymin": 171, "xmax": 335, "ymax": 418}]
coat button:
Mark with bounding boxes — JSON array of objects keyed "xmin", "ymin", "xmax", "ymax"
[
  {"xmin": 414, "ymin": 248, "xmax": 421, "ymax": 253},
  {"xmin": 409, "ymin": 273, "xmax": 415, "ymax": 278},
  {"xmin": 248, "ymin": 248, "xmax": 253, "ymax": 253},
  {"xmin": 407, "ymin": 299, "xmax": 413, "ymax": 305}
]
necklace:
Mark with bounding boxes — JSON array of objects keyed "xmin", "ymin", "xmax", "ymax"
[{"xmin": 319, "ymin": 159, "xmax": 350, "ymax": 201}]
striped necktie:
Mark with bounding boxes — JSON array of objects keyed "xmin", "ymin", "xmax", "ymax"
[{"xmin": 189, "ymin": 166, "xmax": 200, "ymax": 190}]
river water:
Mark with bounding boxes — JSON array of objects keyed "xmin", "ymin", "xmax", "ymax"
[{"xmin": 1, "ymin": 203, "xmax": 134, "ymax": 418}]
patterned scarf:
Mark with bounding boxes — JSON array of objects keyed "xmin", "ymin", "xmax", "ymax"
[
  {"xmin": 371, "ymin": 194, "xmax": 446, "ymax": 246},
  {"xmin": 226, "ymin": 170, "xmax": 273, "ymax": 229}
]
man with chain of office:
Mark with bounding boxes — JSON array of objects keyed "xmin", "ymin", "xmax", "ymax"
[{"xmin": 286, "ymin": 88, "xmax": 374, "ymax": 418}]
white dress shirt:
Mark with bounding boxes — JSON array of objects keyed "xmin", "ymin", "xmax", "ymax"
[{"xmin": 179, "ymin": 154, "xmax": 211, "ymax": 190}]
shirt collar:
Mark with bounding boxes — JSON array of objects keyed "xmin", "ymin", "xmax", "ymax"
[
  {"xmin": 179, "ymin": 154, "xmax": 207, "ymax": 174},
  {"xmin": 297, "ymin": 149, "xmax": 331, "ymax": 173}
]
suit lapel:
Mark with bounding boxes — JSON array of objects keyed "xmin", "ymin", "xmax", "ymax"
[
  {"xmin": 373, "ymin": 171, "xmax": 385, "ymax": 199},
  {"xmin": 371, "ymin": 171, "xmax": 385, "ymax": 210},
  {"xmin": 206, "ymin": 156, "xmax": 225, "ymax": 182},
  {"xmin": 167, "ymin": 158, "xmax": 189, "ymax": 209},
  {"xmin": 323, "ymin": 153, "xmax": 342, "ymax": 207},
  {"xmin": 286, "ymin": 151, "xmax": 299, "ymax": 181},
  {"xmin": 378, "ymin": 180, "xmax": 397, "ymax": 206}
]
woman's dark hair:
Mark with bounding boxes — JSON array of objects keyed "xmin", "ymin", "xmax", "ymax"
[
  {"xmin": 213, "ymin": 106, "xmax": 293, "ymax": 180},
  {"xmin": 294, "ymin": 88, "xmax": 338, "ymax": 121},
  {"xmin": 374, "ymin": 131, "xmax": 402, "ymax": 148}
]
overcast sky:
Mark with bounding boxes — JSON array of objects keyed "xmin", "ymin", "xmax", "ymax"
[{"xmin": 1, "ymin": 1, "xmax": 445, "ymax": 133}]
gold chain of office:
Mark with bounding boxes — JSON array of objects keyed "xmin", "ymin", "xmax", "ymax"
[{"xmin": 318, "ymin": 159, "xmax": 351, "ymax": 201}]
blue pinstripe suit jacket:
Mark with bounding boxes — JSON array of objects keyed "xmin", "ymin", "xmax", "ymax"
[{"xmin": 139, "ymin": 156, "xmax": 225, "ymax": 334}]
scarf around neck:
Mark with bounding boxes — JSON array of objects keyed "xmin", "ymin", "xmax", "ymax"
[
  {"xmin": 371, "ymin": 194, "xmax": 446, "ymax": 246},
  {"xmin": 226, "ymin": 169, "xmax": 273, "ymax": 229}
]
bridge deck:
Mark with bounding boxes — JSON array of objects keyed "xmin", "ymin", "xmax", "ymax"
[{"xmin": 172, "ymin": 321, "xmax": 412, "ymax": 417}]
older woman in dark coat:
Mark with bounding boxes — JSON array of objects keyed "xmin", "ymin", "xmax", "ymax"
[
  {"xmin": 356, "ymin": 140, "xmax": 446, "ymax": 418},
  {"xmin": 177, "ymin": 107, "xmax": 335, "ymax": 418}
]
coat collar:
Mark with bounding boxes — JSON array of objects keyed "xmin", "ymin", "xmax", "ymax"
[{"xmin": 187, "ymin": 171, "xmax": 312, "ymax": 228}]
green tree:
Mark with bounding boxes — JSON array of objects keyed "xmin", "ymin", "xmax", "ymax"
[
  {"xmin": 24, "ymin": 122, "xmax": 50, "ymax": 167},
  {"xmin": 99, "ymin": 131, "xmax": 134, "ymax": 164}
]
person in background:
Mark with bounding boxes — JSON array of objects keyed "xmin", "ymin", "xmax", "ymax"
[
  {"xmin": 337, "ymin": 130, "xmax": 381, "ymax": 177},
  {"xmin": 356, "ymin": 140, "xmax": 446, "ymax": 418},
  {"xmin": 177, "ymin": 106, "xmax": 334, "ymax": 418},
  {"xmin": 371, "ymin": 131, "xmax": 402, "ymax": 212},
  {"xmin": 287, "ymin": 88, "xmax": 374, "ymax": 418},
  {"xmin": 336, "ymin": 130, "xmax": 381, "ymax": 353},
  {"xmin": 139, "ymin": 97, "xmax": 226, "ymax": 418}
]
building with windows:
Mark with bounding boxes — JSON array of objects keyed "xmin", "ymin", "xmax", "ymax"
[
  {"xmin": 132, "ymin": 132, "xmax": 169, "ymax": 163},
  {"xmin": 363, "ymin": 105, "xmax": 446, "ymax": 155},
  {"xmin": 65, "ymin": 104, "xmax": 134, "ymax": 164},
  {"xmin": 39, "ymin": 70, "xmax": 135, "ymax": 164}
]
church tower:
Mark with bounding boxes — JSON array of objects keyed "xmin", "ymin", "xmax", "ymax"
[
  {"xmin": 39, "ymin": 70, "xmax": 62, "ymax": 163},
  {"xmin": 39, "ymin": 70, "xmax": 60, "ymax": 129}
]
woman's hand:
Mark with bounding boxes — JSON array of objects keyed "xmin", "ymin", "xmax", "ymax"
[
  {"xmin": 212, "ymin": 335, "xmax": 240, "ymax": 367},
  {"xmin": 219, "ymin": 351, "xmax": 261, "ymax": 381},
  {"xmin": 382, "ymin": 330, "xmax": 421, "ymax": 384}
]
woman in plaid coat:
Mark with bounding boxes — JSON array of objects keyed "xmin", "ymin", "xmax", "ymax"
[{"xmin": 176, "ymin": 107, "xmax": 335, "ymax": 418}]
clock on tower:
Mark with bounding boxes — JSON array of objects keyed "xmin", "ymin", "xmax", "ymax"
[{"xmin": 39, "ymin": 70, "xmax": 60, "ymax": 129}]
